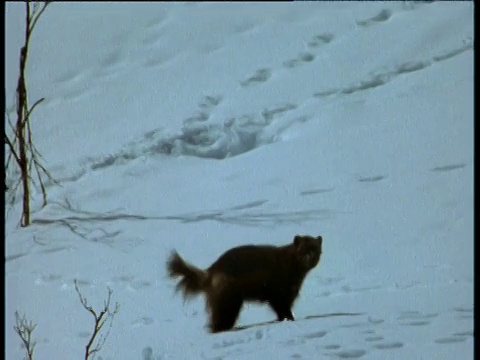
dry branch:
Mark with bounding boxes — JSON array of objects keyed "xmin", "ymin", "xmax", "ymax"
[
  {"xmin": 13, "ymin": 312, "xmax": 37, "ymax": 360},
  {"xmin": 74, "ymin": 280, "xmax": 120, "ymax": 360},
  {"xmin": 5, "ymin": 1, "xmax": 55, "ymax": 226}
]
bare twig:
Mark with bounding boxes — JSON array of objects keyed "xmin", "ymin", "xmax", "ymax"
[
  {"xmin": 74, "ymin": 280, "xmax": 120, "ymax": 360},
  {"xmin": 5, "ymin": 111, "xmax": 19, "ymax": 170},
  {"xmin": 24, "ymin": 97, "xmax": 45, "ymax": 124},
  {"xmin": 28, "ymin": 2, "xmax": 51, "ymax": 37},
  {"xmin": 33, "ymin": 162, "xmax": 48, "ymax": 206},
  {"xmin": 13, "ymin": 311, "xmax": 37, "ymax": 360},
  {"xmin": 4, "ymin": 134, "xmax": 22, "ymax": 168}
]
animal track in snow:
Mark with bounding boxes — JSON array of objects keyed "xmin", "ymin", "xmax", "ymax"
[
  {"xmin": 100, "ymin": 47, "xmax": 124, "ymax": 68},
  {"xmin": 300, "ymin": 188, "xmax": 335, "ymax": 196},
  {"xmin": 434, "ymin": 336, "xmax": 468, "ymax": 344},
  {"xmin": 454, "ymin": 330, "xmax": 474, "ymax": 336},
  {"xmin": 373, "ymin": 342, "xmax": 404, "ymax": 350},
  {"xmin": 142, "ymin": 15, "xmax": 169, "ymax": 45},
  {"xmin": 261, "ymin": 103, "xmax": 297, "ymax": 121},
  {"xmin": 433, "ymin": 38, "xmax": 473, "ymax": 62},
  {"xmin": 332, "ymin": 349, "xmax": 367, "ymax": 359},
  {"xmin": 5, "ymin": 252, "xmax": 29, "ymax": 263},
  {"xmin": 341, "ymin": 74, "xmax": 391, "ymax": 95},
  {"xmin": 303, "ymin": 330, "xmax": 327, "ymax": 339},
  {"xmin": 112, "ymin": 275, "xmax": 152, "ymax": 291},
  {"xmin": 132, "ymin": 317, "xmax": 155, "ymax": 327},
  {"xmin": 395, "ymin": 60, "xmax": 430, "ymax": 74},
  {"xmin": 184, "ymin": 95, "xmax": 223, "ymax": 125},
  {"xmin": 34, "ymin": 273, "xmax": 62, "ymax": 285},
  {"xmin": 402, "ymin": 1, "xmax": 439, "ymax": 11},
  {"xmin": 33, "ymin": 199, "xmax": 333, "ymax": 229},
  {"xmin": 65, "ymin": 96, "xmax": 307, "ymax": 173},
  {"xmin": 240, "ymin": 68, "xmax": 272, "ymax": 87},
  {"xmin": 54, "ymin": 69, "xmax": 85, "ymax": 85},
  {"xmin": 142, "ymin": 32, "xmax": 164, "ymax": 46},
  {"xmin": 431, "ymin": 163, "xmax": 467, "ymax": 173},
  {"xmin": 313, "ymin": 39, "xmax": 472, "ymax": 100},
  {"xmin": 356, "ymin": 9, "xmax": 392, "ymax": 27},
  {"xmin": 313, "ymin": 89, "xmax": 338, "ymax": 98},
  {"xmin": 282, "ymin": 53, "xmax": 316, "ymax": 69},
  {"xmin": 281, "ymin": 32, "xmax": 334, "ymax": 70},
  {"xmin": 452, "ymin": 306, "xmax": 473, "ymax": 320},
  {"xmin": 365, "ymin": 336, "xmax": 384, "ymax": 342},
  {"xmin": 367, "ymin": 316, "xmax": 385, "ymax": 325},
  {"xmin": 357, "ymin": 175, "xmax": 386, "ymax": 183},
  {"xmin": 143, "ymin": 53, "xmax": 174, "ymax": 68},
  {"xmin": 397, "ymin": 311, "xmax": 438, "ymax": 327},
  {"xmin": 232, "ymin": 20, "xmax": 258, "ymax": 35},
  {"xmin": 323, "ymin": 344, "xmax": 341, "ymax": 350},
  {"xmin": 61, "ymin": 85, "xmax": 94, "ymax": 103},
  {"xmin": 199, "ymin": 95, "xmax": 223, "ymax": 109},
  {"xmin": 214, "ymin": 306, "xmax": 470, "ymax": 359},
  {"xmin": 307, "ymin": 33, "xmax": 334, "ymax": 48}
]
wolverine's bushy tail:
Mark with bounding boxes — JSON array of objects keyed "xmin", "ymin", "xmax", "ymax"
[{"xmin": 167, "ymin": 251, "xmax": 208, "ymax": 299}]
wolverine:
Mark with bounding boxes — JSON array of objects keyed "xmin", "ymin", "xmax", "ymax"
[{"xmin": 167, "ymin": 234, "xmax": 323, "ymax": 332}]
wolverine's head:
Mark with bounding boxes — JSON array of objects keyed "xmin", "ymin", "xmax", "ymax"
[{"xmin": 293, "ymin": 235, "xmax": 322, "ymax": 270}]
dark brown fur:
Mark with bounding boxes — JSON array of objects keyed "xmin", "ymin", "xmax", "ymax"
[{"xmin": 167, "ymin": 235, "xmax": 323, "ymax": 332}]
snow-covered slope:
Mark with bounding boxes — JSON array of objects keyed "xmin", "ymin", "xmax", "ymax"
[{"xmin": 5, "ymin": 2, "xmax": 473, "ymax": 359}]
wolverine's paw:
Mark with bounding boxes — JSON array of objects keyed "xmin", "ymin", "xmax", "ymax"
[
  {"xmin": 277, "ymin": 313, "xmax": 295, "ymax": 321},
  {"xmin": 286, "ymin": 310, "xmax": 295, "ymax": 321}
]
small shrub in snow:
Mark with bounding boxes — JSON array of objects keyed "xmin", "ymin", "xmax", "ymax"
[
  {"xmin": 74, "ymin": 279, "xmax": 120, "ymax": 360},
  {"xmin": 13, "ymin": 311, "xmax": 37, "ymax": 360}
]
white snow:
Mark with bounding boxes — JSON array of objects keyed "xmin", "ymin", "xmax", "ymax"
[{"xmin": 5, "ymin": 2, "xmax": 473, "ymax": 359}]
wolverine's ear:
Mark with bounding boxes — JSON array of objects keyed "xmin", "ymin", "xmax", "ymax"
[
  {"xmin": 294, "ymin": 235, "xmax": 302, "ymax": 248},
  {"xmin": 317, "ymin": 236, "xmax": 323, "ymax": 250}
]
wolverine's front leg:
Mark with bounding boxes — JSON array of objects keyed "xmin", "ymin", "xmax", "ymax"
[
  {"xmin": 268, "ymin": 298, "xmax": 295, "ymax": 321},
  {"xmin": 284, "ymin": 309, "xmax": 295, "ymax": 321}
]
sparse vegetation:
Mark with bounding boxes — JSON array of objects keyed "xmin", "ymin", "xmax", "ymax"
[
  {"xmin": 13, "ymin": 312, "xmax": 37, "ymax": 360},
  {"xmin": 4, "ymin": 1, "xmax": 57, "ymax": 227},
  {"xmin": 14, "ymin": 281, "xmax": 119, "ymax": 359},
  {"xmin": 74, "ymin": 280, "xmax": 120, "ymax": 360}
]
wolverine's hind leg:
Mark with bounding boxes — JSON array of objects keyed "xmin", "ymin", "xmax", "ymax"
[{"xmin": 207, "ymin": 281, "xmax": 243, "ymax": 332}]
